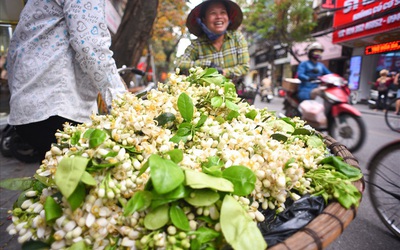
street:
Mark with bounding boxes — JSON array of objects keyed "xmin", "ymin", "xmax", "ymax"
[{"xmin": 0, "ymin": 93, "xmax": 399, "ymax": 249}]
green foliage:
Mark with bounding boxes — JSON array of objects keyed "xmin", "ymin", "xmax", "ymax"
[{"xmin": 244, "ymin": 0, "xmax": 317, "ymax": 44}]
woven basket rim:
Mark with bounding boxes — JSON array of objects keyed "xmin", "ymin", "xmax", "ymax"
[{"xmin": 269, "ymin": 132, "xmax": 365, "ymax": 250}]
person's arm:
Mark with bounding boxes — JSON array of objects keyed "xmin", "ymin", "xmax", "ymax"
[
  {"xmin": 176, "ymin": 41, "xmax": 213, "ymax": 70},
  {"xmin": 222, "ymin": 32, "xmax": 249, "ymax": 78},
  {"xmin": 394, "ymin": 73, "xmax": 399, "ymax": 85},
  {"xmin": 297, "ymin": 62, "xmax": 310, "ymax": 82},
  {"xmin": 63, "ymin": 0, "xmax": 126, "ymax": 107},
  {"xmin": 321, "ymin": 64, "xmax": 332, "ymax": 75}
]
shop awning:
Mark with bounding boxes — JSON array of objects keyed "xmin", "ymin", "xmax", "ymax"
[{"xmin": 0, "ymin": 0, "xmax": 25, "ymax": 25}]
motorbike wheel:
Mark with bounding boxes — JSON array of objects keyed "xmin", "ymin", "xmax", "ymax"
[
  {"xmin": 9, "ymin": 132, "xmax": 42, "ymax": 163},
  {"xmin": 328, "ymin": 113, "xmax": 366, "ymax": 153},
  {"xmin": 0, "ymin": 125, "xmax": 14, "ymax": 157}
]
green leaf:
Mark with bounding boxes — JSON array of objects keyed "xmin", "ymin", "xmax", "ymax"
[
  {"xmin": 124, "ymin": 191, "xmax": 153, "ymax": 216},
  {"xmin": 70, "ymin": 131, "xmax": 82, "ymax": 145},
  {"xmin": 144, "ymin": 204, "xmax": 170, "ymax": 230},
  {"xmin": 222, "ymin": 166, "xmax": 256, "ymax": 196},
  {"xmin": 184, "ymin": 189, "xmax": 220, "ymax": 207},
  {"xmin": 211, "ymin": 96, "xmax": 223, "ymax": 108},
  {"xmin": 220, "ymin": 195, "xmax": 267, "ymax": 250},
  {"xmin": 176, "ymin": 123, "xmax": 193, "ymax": 136},
  {"xmin": 165, "ymin": 149, "xmax": 183, "ymax": 163},
  {"xmin": 224, "ymin": 82, "xmax": 237, "ymax": 96},
  {"xmin": 88, "ymin": 129, "xmax": 107, "ymax": 148},
  {"xmin": 54, "ymin": 156, "xmax": 89, "ymax": 199},
  {"xmin": 149, "ymin": 155, "xmax": 185, "ymax": 194},
  {"xmin": 271, "ymin": 133, "xmax": 288, "ymax": 142},
  {"xmin": 185, "ymin": 169, "xmax": 234, "ymax": 192},
  {"xmin": 178, "ymin": 92, "xmax": 194, "ymax": 122},
  {"xmin": 189, "ymin": 227, "xmax": 220, "ymax": 249},
  {"xmin": 0, "ymin": 177, "xmax": 34, "ymax": 191},
  {"xmin": 44, "ymin": 196, "xmax": 62, "ymax": 223},
  {"xmin": 170, "ymin": 205, "xmax": 191, "ymax": 231},
  {"xmin": 70, "ymin": 241, "xmax": 89, "ymax": 250},
  {"xmin": 245, "ymin": 110, "xmax": 257, "ymax": 120},
  {"xmin": 81, "ymin": 171, "xmax": 96, "ymax": 186},
  {"xmin": 320, "ymin": 156, "xmax": 362, "ymax": 179},
  {"xmin": 151, "ymin": 185, "xmax": 188, "ymax": 208},
  {"xmin": 293, "ymin": 128, "xmax": 312, "ymax": 135},
  {"xmin": 34, "ymin": 174, "xmax": 54, "ymax": 187},
  {"xmin": 83, "ymin": 128, "xmax": 95, "ymax": 139},
  {"xmin": 196, "ymin": 115, "xmax": 208, "ymax": 128},
  {"xmin": 155, "ymin": 112, "xmax": 176, "ymax": 126},
  {"xmin": 138, "ymin": 158, "xmax": 150, "ymax": 177},
  {"xmin": 21, "ymin": 240, "xmax": 51, "ymax": 250},
  {"xmin": 307, "ymin": 135, "xmax": 324, "ymax": 148},
  {"xmin": 202, "ymin": 156, "xmax": 224, "ymax": 177},
  {"xmin": 67, "ymin": 182, "xmax": 86, "ymax": 211},
  {"xmin": 267, "ymin": 120, "xmax": 295, "ymax": 134},
  {"xmin": 284, "ymin": 158, "xmax": 296, "ymax": 170},
  {"xmin": 227, "ymin": 110, "xmax": 239, "ymax": 121},
  {"xmin": 170, "ymin": 134, "xmax": 188, "ymax": 144},
  {"xmin": 225, "ymin": 100, "xmax": 239, "ymax": 111}
]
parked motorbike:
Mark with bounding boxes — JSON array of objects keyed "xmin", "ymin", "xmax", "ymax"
[
  {"xmin": 0, "ymin": 124, "xmax": 41, "ymax": 163},
  {"xmin": 368, "ymin": 88, "xmax": 397, "ymax": 110},
  {"xmin": 282, "ymin": 73, "xmax": 366, "ymax": 152}
]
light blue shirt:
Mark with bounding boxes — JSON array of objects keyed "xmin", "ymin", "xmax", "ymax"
[{"xmin": 7, "ymin": 0, "xmax": 126, "ymax": 125}]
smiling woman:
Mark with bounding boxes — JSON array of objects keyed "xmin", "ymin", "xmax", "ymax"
[{"xmin": 176, "ymin": 0, "xmax": 249, "ymax": 79}]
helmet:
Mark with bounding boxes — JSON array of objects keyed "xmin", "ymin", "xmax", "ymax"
[
  {"xmin": 307, "ymin": 42, "xmax": 324, "ymax": 60},
  {"xmin": 307, "ymin": 42, "xmax": 324, "ymax": 53}
]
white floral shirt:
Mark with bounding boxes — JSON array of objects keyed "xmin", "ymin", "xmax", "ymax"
[{"xmin": 7, "ymin": 0, "xmax": 126, "ymax": 125}]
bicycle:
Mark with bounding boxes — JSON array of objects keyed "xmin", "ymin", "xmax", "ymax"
[
  {"xmin": 367, "ymin": 139, "xmax": 400, "ymax": 238},
  {"xmin": 384, "ymin": 98, "xmax": 400, "ymax": 132}
]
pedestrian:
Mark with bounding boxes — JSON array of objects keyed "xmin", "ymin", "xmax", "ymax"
[
  {"xmin": 260, "ymin": 74, "xmax": 273, "ymax": 102},
  {"xmin": 7, "ymin": 0, "xmax": 127, "ymax": 159},
  {"xmin": 297, "ymin": 42, "xmax": 331, "ymax": 101},
  {"xmin": 177, "ymin": 0, "xmax": 249, "ymax": 79},
  {"xmin": 394, "ymin": 72, "xmax": 400, "ymax": 115},
  {"xmin": 374, "ymin": 69, "xmax": 392, "ymax": 111}
]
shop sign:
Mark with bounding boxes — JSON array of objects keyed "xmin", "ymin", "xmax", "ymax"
[
  {"xmin": 332, "ymin": 0, "xmax": 400, "ymax": 44},
  {"xmin": 365, "ymin": 40, "xmax": 400, "ymax": 55}
]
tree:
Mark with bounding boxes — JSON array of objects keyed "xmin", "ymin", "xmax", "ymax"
[
  {"xmin": 244, "ymin": 0, "xmax": 317, "ymax": 62},
  {"xmin": 150, "ymin": 0, "xmax": 188, "ymax": 80},
  {"xmin": 111, "ymin": 0, "xmax": 159, "ymax": 69}
]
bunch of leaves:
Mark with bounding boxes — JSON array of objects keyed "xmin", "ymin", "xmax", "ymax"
[
  {"xmin": 123, "ymin": 151, "xmax": 265, "ymax": 249},
  {"xmin": 303, "ymin": 156, "xmax": 363, "ymax": 209}
]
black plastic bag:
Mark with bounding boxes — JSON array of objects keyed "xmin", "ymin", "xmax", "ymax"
[{"xmin": 258, "ymin": 194, "xmax": 325, "ymax": 246}]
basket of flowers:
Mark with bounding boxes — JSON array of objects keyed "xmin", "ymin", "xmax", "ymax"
[{"xmin": 1, "ymin": 67, "xmax": 363, "ymax": 250}]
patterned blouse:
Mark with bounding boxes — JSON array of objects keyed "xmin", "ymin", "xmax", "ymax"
[
  {"xmin": 177, "ymin": 30, "xmax": 250, "ymax": 79},
  {"xmin": 7, "ymin": 0, "xmax": 126, "ymax": 125}
]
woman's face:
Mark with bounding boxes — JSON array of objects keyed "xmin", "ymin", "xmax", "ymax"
[{"xmin": 203, "ymin": 2, "xmax": 229, "ymax": 34}]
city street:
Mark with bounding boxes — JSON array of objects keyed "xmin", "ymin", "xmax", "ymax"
[{"xmin": 0, "ymin": 93, "xmax": 399, "ymax": 249}]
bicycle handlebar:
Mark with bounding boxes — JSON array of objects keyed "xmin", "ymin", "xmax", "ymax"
[{"xmin": 117, "ymin": 67, "xmax": 146, "ymax": 76}]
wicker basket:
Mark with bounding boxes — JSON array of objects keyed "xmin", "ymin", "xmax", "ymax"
[
  {"xmin": 282, "ymin": 78, "xmax": 301, "ymax": 92},
  {"xmin": 270, "ymin": 133, "xmax": 365, "ymax": 250}
]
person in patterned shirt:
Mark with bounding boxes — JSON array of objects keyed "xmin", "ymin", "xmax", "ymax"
[
  {"xmin": 7, "ymin": 0, "xmax": 127, "ymax": 159},
  {"xmin": 177, "ymin": 0, "xmax": 249, "ymax": 79}
]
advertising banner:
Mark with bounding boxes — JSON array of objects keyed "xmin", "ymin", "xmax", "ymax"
[{"xmin": 332, "ymin": 0, "xmax": 400, "ymax": 44}]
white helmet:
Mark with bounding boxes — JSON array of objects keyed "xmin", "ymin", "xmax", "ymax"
[{"xmin": 307, "ymin": 42, "xmax": 324, "ymax": 53}]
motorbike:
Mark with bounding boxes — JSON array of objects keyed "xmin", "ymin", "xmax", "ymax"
[
  {"xmin": 368, "ymin": 88, "xmax": 397, "ymax": 110},
  {"xmin": 259, "ymin": 85, "xmax": 274, "ymax": 103},
  {"xmin": 282, "ymin": 73, "xmax": 366, "ymax": 153}
]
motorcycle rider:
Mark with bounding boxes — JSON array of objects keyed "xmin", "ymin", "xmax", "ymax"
[{"xmin": 297, "ymin": 42, "xmax": 331, "ymax": 101}]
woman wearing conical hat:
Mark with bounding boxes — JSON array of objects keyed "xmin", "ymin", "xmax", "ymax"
[{"xmin": 177, "ymin": 0, "xmax": 249, "ymax": 79}]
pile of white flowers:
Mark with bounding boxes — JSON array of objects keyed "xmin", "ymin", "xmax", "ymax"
[{"xmin": 6, "ymin": 68, "xmax": 351, "ymax": 250}]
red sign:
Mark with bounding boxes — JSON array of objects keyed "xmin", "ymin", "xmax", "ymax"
[
  {"xmin": 365, "ymin": 40, "xmax": 400, "ymax": 55},
  {"xmin": 332, "ymin": 0, "xmax": 400, "ymax": 43}
]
